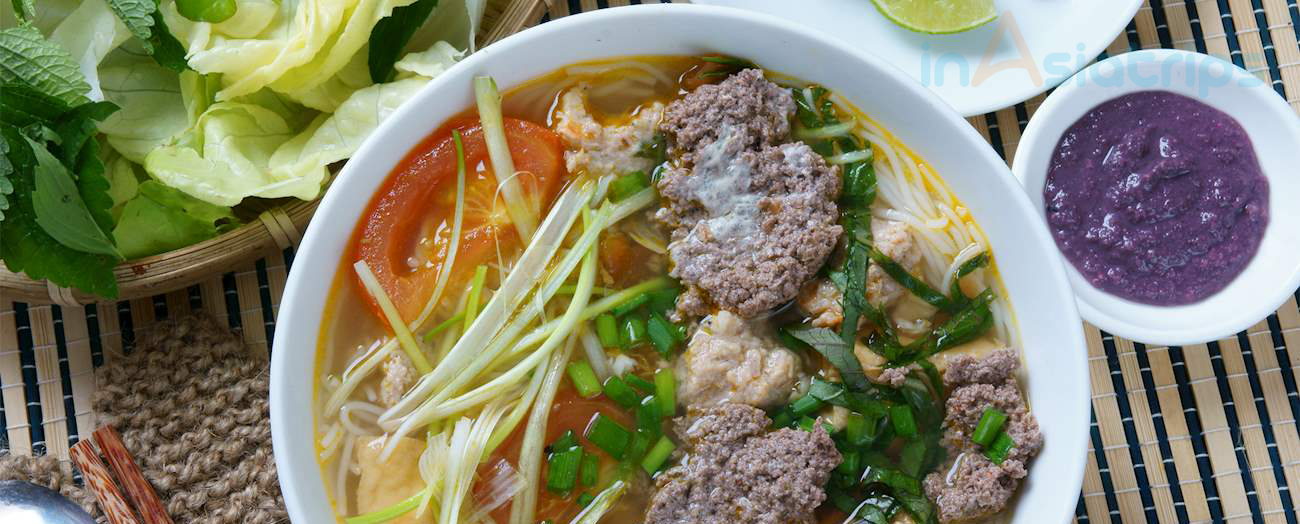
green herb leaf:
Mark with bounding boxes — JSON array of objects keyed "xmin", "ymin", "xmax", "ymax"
[
  {"xmin": 949, "ymin": 251, "xmax": 990, "ymax": 304},
  {"xmin": 368, "ymin": 0, "xmax": 441, "ymax": 83},
  {"xmin": 26, "ymin": 135, "xmax": 122, "ymax": 259},
  {"xmin": 105, "ymin": 0, "xmax": 158, "ymax": 52},
  {"xmin": 788, "ymin": 326, "xmax": 871, "ymax": 392},
  {"xmin": 146, "ymin": 10, "xmax": 190, "ymax": 72},
  {"xmin": 0, "ymin": 125, "xmax": 118, "ymax": 297},
  {"xmin": 0, "ymin": 133, "xmax": 12, "ymax": 221},
  {"xmin": 0, "ymin": 25, "xmax": 91, "ymax": 106},
  {"xmin": 869, "ymin": 246, "xmax": 954, "ymax": 311},
  {"xmin": 9, "ymin": 0, "xmax": 34, "ymax": 21}
]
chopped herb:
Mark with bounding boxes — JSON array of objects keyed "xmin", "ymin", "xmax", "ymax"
[{"xmin": 584, "ymin": 414, "xmax": 632, "ymax": 459}]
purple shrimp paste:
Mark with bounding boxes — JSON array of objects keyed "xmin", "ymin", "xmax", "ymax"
[{"xmin": 1043, "ymin": 90, "xmax": 1268, "ymax": 305}]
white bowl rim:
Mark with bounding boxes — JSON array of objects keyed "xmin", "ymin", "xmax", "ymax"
[
  {"xmin": 270, "ymin": 4, "xmax": 1091, "ymax": 523},
  {"xmin": 1010, "ymin": 48, "xmax": 1300, "ymax": 346}
]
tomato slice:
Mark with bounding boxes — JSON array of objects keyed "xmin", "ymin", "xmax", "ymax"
[{"xmin": 353, "ymin": 118, "xmax": 569, "ymax": 323}]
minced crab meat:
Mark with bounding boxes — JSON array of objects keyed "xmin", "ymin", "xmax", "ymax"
[
  {"xmin": 924, "ymin": 349, "xmax": 1043, "ymax": 523},
  {"xmin": 645, "ymin": 404, "xmax": 840, "ymax": 524},
  {"xmin": 797, "ymin": 218, "xmax": 921, "ymax": 328},
  {"xmin": 676, "ymin": 311, "xmax": 804, "ymax": 408},
  {"xmin": 657, "ymin": 73, "xmax": 843, "ymax": 318},
  {"xmin": 379, "ymin": 352, "xmax": 416, "ymax": 408},
  {"xmin": 553, "ymin": 84, "xmax": 664, "ymax": 176}
]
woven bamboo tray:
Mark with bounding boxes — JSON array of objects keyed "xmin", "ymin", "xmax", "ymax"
[
  {"xmin": 4, "ymin": 1, "xmax": 1298, "ymax": 523},
  {"xmin": 0, "ymin": 0, "xmax": 550, "ymax": 306}
]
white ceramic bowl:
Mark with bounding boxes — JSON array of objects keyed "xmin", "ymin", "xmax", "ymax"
[
  {"xmin": 1011, "ymin": 49, "xmax": 1300, "ymax": 346},
  {"xmin": 271, "ymin": 5, "xmax": 1090, "ymax": 523}
]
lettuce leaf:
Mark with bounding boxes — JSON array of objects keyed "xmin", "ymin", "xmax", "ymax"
[
  {"xmin": 144, "ymin": 100, "xmax": 312, "ymax": 205},
  {"xmin": 113, "ymin": 180, "xmax": 238, "ymax": 259},
  {"xmin": 97, "ymin": 60, "xmax": 190, "ymax": 162},
  {"xmin": 49, "ymin": 0, "xmax": 132, "ymax": 100}
]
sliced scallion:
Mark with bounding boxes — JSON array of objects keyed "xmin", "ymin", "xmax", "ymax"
[
  {"xmin": 585, "ymin": 414, "xmax": 632, "ymax": 459},
  {"xmin": 595, "ymin": 314, "xmax": 620, "ymax": 348},
  {"xmin": 609, "ymin": 171, "xmax": 651, "ymax": 202},
  {"xmin": 621, "ymin": 316, "xmax": 647, "ymax": 348},
  {"xmin": 602, "ymin": 376, "xmax": 641, "ymax": 408},
  {"xmin": 647, "ymin": 312, "xmax": 679, "ymax": 357},
  {"xmin": 984, "ymin": 432, "xmax": 1015, "ymax": 464},
  {"xmin": 971, "ymin": 407, "xmax": 1008, "ymax": 447},
  {"xmin": 473, "ymin": 76, "xmax": 537, "ymax": 239},
  {"xmin": 612, "ymin": 293, "xmax": 649, "ymax": 317},
  {"xmin": 889, "ymin": 404, "xmax": 918, "ymax": 439},
  {"xmin": 579, "ymin": 451, "xmax": 598, "ymax": 487},
  {"xmin": 422, "ymin": 311, "xmax": 466, "ymax": 343},
  {"xmin": 790, "ymin": 394, "xmax": 824, "ymax": 417},
  {"xmin": 624, "ymin": 374, "xmax": 655, "ymax": 394},
  {"xmin": 654, "ymin": 368, "xmax": 675, "ymax": 419},
  {"xmin": 545, "ymin": 446, "xmax": 582, "ymax": 493},
  {"xmin": 636, "ymin": 395, "xmax": 660, "ymax": 434},
  {"xmin": 640, "ymin": 436, "xmax": 676, "ymax": 474},
  {"xmin": 567, "ymin": 360, "xmax": 602, "ymax": 398},
  {"xmin": 463, "ymin": 265, "xmax": 489, "ymax": 332}
]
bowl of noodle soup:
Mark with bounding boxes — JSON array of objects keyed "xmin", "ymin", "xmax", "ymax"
[{"xmin": 270, "ymin": 5, "xmax": 1090, "ymax": 524}]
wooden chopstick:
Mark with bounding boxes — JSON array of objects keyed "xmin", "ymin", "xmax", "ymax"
[
  {"xmin": 93, "ymin": 426, "xmax": 175, "ymax": 524},
  {"xmin": 69, "ymin": 425, "xmax": 174, "ymax": 524},
  {"xmin": 69, "ymin": 438, "xmax": 141, "ymax": 524}
]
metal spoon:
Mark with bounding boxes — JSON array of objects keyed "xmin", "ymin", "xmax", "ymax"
[{"xmin": 0, "ymin": 480, "xmax": 97, "ymax": 524}]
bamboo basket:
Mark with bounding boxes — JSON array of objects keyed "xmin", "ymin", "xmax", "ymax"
[{"xmin": 0, "ymin": 0, "xmax": 550, "ymax": 306}]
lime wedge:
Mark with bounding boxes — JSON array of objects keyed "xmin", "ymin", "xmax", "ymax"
[{"xmin": 870, "ymin": 0, "xmax": 998, "ymax": 34}]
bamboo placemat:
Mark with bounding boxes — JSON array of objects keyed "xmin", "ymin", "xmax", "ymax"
[{"xmin": 3, "ymin": 1, "xmax": 1298, "ymax": 523}]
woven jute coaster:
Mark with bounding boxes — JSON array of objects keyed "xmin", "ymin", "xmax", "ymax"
[{"xmin": 91, "ymin": 313, "xmax": 287, "ymax": 523}]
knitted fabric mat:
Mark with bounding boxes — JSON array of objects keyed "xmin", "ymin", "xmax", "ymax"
[
  {"xmin": 94, "ymin": 313, "xmax": 286, "ymax": 523},
  {"xmin": 1, "ymin": 313, "xmax": 286, "ymax": 524}
]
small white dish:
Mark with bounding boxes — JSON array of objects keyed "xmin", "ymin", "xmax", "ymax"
[
  {"xmin": 1012, "ymin": 49, "xmax": 1300, "ymax": 346},
  {"xmin": 271, "ymin": 5, "xmax": 1090, "ymax": 523},
  {"xmin": 693, "ymin": 0, "xmax": 1143, "ymax": 116}
]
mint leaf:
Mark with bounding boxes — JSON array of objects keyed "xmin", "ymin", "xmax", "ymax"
[
  {"xmin": 26, "ymin": 135, "xmax": 122, "ymax": 259},
  {"xmin": 105, "ymin": 0, "xmax": 159, "ymax": 53},
  {"xmin": 368, "ymin": 0, "xmax": 441, "ymax": 83},
  {"xmin": 52, "ymin": 101, "xmax": 118, "ymax": 167},
  {"xmin": 147, "ymin": 10, "xmax": 189, "ymax": 72},
  {"xmin": 10, "ymin": 0, "xmax": 34, "ymax": 20},
  {"xmin": 0, "ymin": 125, "xmax": 118, "ymax": 297},
  {"xmin": 0, "ymin": 25, "xmax": 91, "ymax": 106},
  {"xmin": 0, "ymin": 135, "xmax": 12, "ymax": 221}
]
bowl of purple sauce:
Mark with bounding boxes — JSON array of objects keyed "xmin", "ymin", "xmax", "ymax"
[{"xmin": 1012, "ymin": 49, "xmax": 1300, "ymax": 346}]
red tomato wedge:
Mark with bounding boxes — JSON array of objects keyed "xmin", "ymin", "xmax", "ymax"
[{"xmin": 353, "ymin": 118, "xmax": 569, "ymax": 324}]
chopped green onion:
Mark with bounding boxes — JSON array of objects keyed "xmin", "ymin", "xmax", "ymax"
[
  {"xmin": 770, "ymin": 408, "xmax": 795, "ymax": 429},
  {"xmin": 640, "ymin": 436, "xmax": 676, "ymax": 474},
  {"xmin": 621, "ymin": 316, "xmax": 647, "ymax": 348},
  {"xmin": 645, "ymin": 287, "xmax": 680, "ymax": 313},
  {"xmin": 627, "ymin": 429, "xmax": 653, "ymax": 461},
  {"xmin": 610, "ymin": 171, "xmax": 651, "ymax": 202},
  {"xmin": 546, "ymin": 446, "xmax": 582, "ymax": 493},
  {"xmin": 797, "ymin": 416, "xmax": 817, "ymax": 432},
  {"xmin": 550, "ymin": 430, "xmax": 578, "ymax": 452},
  {"xmin": 353, "ymin": 261, "xmax": 432, "ymax": 374},
  {"xmin": 566, "ymin": 360, "xmax": 602, "ymax": 398},
  {"xmin": 971, "ymin": 408, "xmax": 1008, "ymax": 448},
  {"xmin": 624, "ymin": 374, "xmax": 655, "ymax": 393},
  {"xmin": 889, "ymin": 405, "xmax": 918, "ymax": 439},
  {"xmin": 595, "ymin": 314, "xmax": 620, "ymax": 348},
  {"xmin": 984, "ymin": 432, "xmax": 1015, "ymax": 464},
  {"xmin": 463, "ymin": 265, "xmax": 489, "ymax": 332},
  {"xmin": 612, "ymin": 293, "xmax": 650, "ymax": 316},
  {"xmin": 579, "ymin": 452, "xmax": 598, "ymax": 487},
  {"xmin": 844, "ymin": 412, "xmax": 867, "ymax": 445},
  {"xmin": 585, "ymin": 414, "xmax": 632, "ymax": 459},
  {"xmin": 790, "ymin": 394, "xmax": 824, "ymax": 417},
  {"xmin": 836, "ymin": 449, "xmax": 861, "ymax": 476},
  {"xmin": 900, "ymin": 439, "xmax": 929, "ymax": 477},
  {"xmin": 558, "ymin": 285, "xmax": 615, "ymax": 295},
  {"xmin": 654, "ymin": 368, "xmax": 676, "ymax": 418},
  {"xmin": 422, "ymin": 311, "xmax": 466, "ymax": 343},
  {"xmin": 636, "ymin": 395, "xmax": 660, "ymax": 434},
  {"xmin": 647, "ymin": 312, "xmax": 679, "ymax": 357},
  {"xmin": 577, "ymin": 492, "xmax": 595, "ymax": 507},
  {"xmin": 342, "ymin": 486, "xmax": 428, "ymax": 524},
  {"xmin": 602, "ymin": 376, "xmax": 642, "ymax": 408}
]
